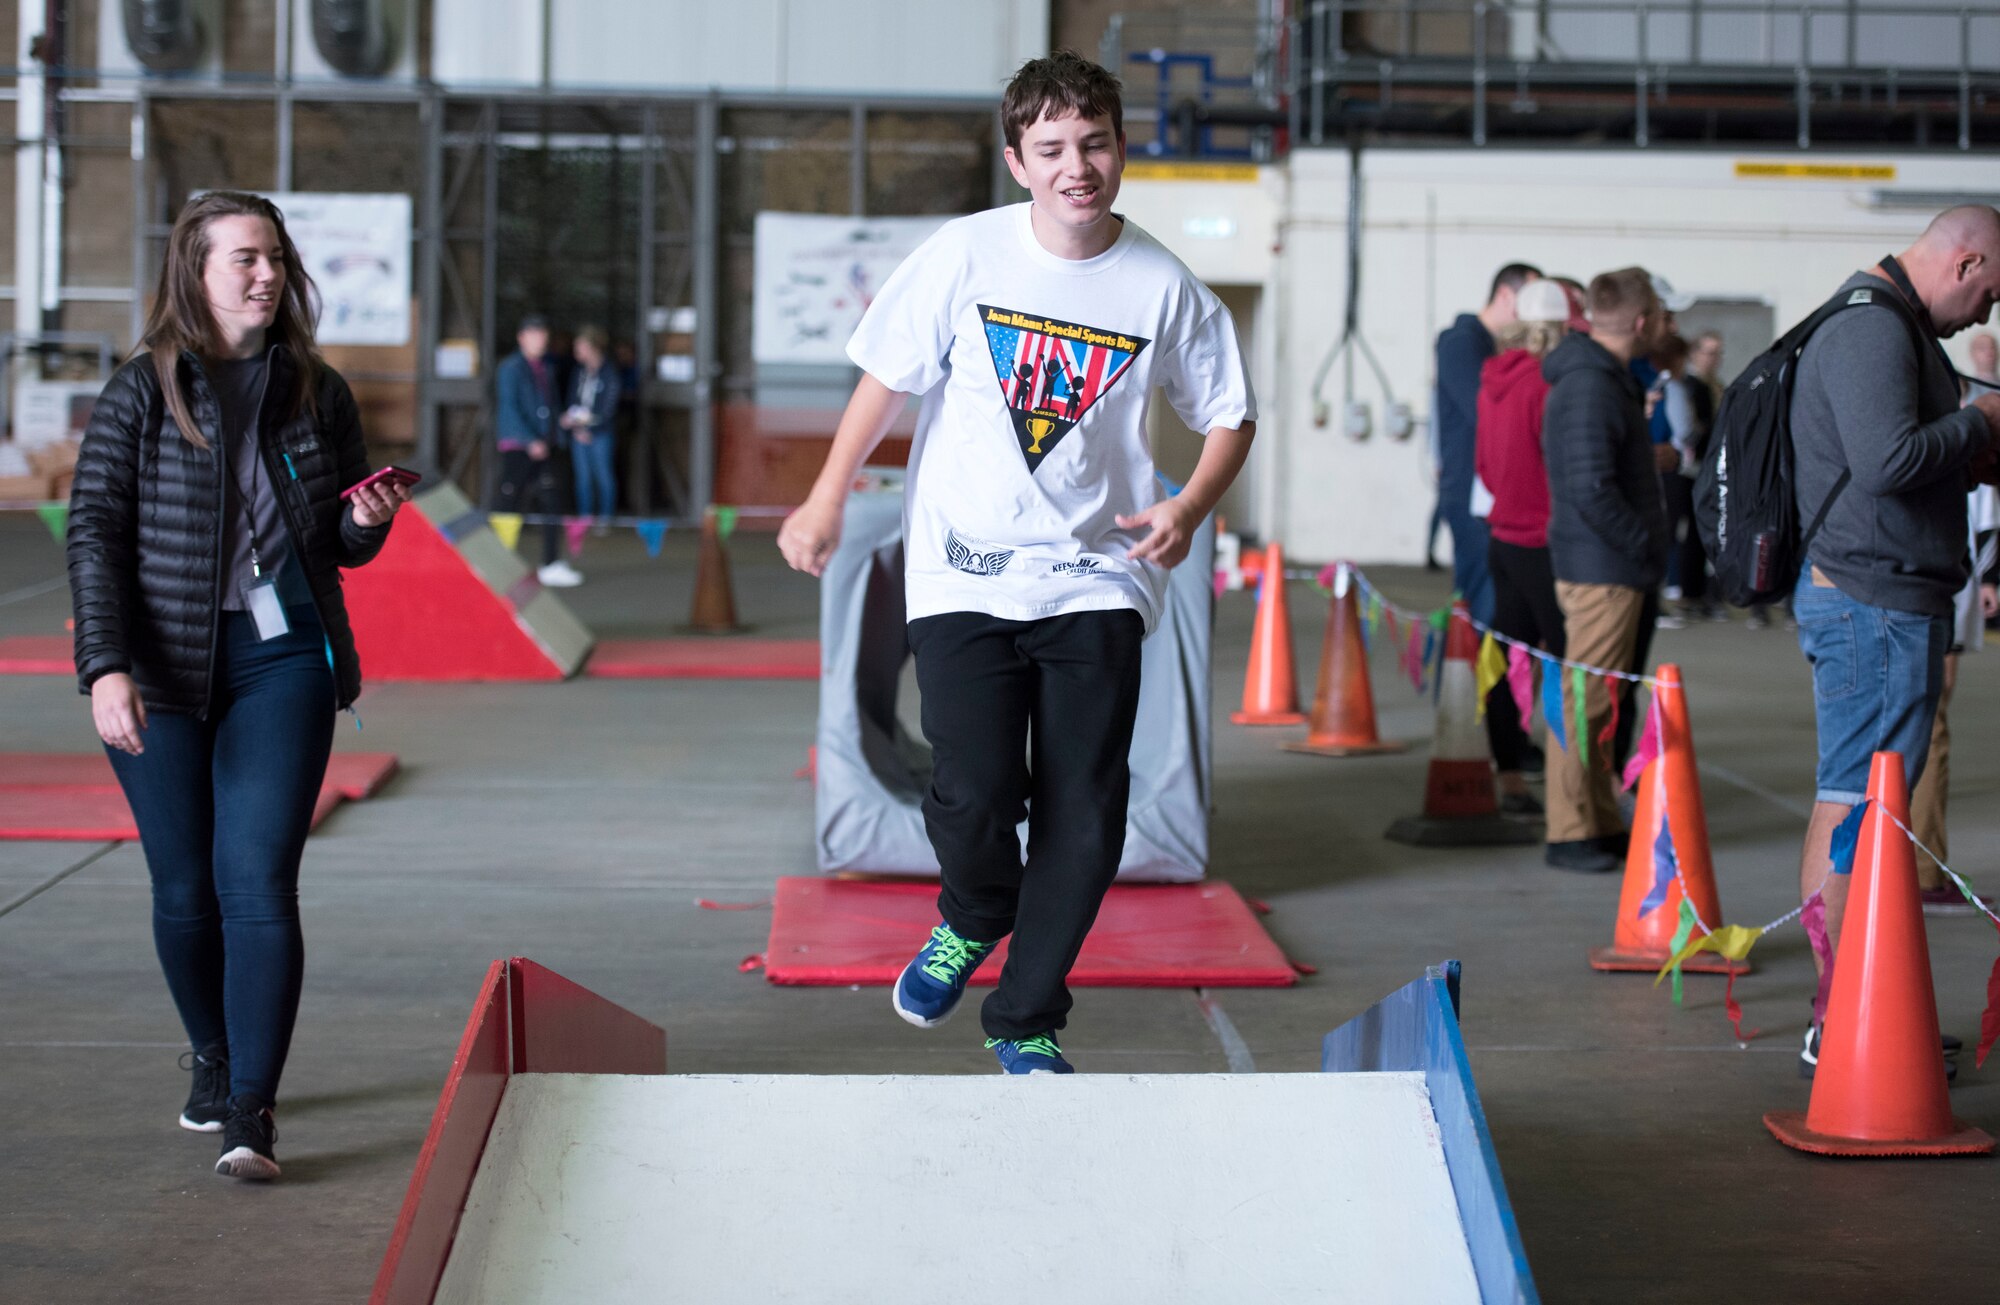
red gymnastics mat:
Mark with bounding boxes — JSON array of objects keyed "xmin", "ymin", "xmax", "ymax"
[
  {"xmin": 586, "ymin": 638, "xmax": 819, "ymax": 680},
  {"xmin": 0, "ymin": 751, "xmax": 398, "ymax": 840},
  {"xmin": 0, "ymin": 635, "xmax": 72, "ymax": 674},
  {"xmin": 759, "ymin": 876, "xmax": 1298, "ymax": 987}
]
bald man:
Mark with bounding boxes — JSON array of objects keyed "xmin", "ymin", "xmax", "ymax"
[{"xmin": 1790, "ymin": 206, "xmax": 2000, "ymax": 1078}]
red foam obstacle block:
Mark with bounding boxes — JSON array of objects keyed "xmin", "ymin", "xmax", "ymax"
[
  {"xmin": 586, "ymin": 637, "xmax": 820, "ymax": 680},
  {"xmin": 762, "ymin": 876, "xmax": 1298, "ymax": 987},
  {"xmin": 0, "ymin": 751, "xmax": 399, "ymax": 840},
  {"xmin": 342, "ymin": 484, "xmax": 591, "ymax": 682},
  {"xmin": 0, "ymin": 751, "xmax": 398, "ymax": 797},
  {"xmin": 0, "ymin": 635, "xmax": 72, "ymax": 674}
]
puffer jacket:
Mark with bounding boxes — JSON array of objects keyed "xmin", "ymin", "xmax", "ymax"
[
  {"xmin": 1541, "ymin": 332, "xmax": 1669, "ymax": 590},
  {"xmin": 66, "ymin": 343, "xmax": 390, "ymax": 714}
]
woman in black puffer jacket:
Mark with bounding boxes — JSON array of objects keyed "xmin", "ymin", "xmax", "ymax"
[{"xmin": 66, "ymin": 191, "xmax": 410, "ymax": 1182}]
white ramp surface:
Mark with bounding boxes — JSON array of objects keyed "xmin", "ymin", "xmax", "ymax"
[{"xmin": 436, "ymin": 1073, "xmax": 1481, "ymax": 1305}]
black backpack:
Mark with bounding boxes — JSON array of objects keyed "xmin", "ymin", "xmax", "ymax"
[{"xmin": 1693, "ymin": 270, "xmax": 1933, "ymax": 607}]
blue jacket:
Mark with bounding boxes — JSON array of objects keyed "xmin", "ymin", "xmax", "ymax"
[
  {"xmin": 1433, "ymin": 313, "xmax": 1495, "ymax": 504},
  {"xmin": 496, "ymin": 352, "xmax": 556, "ymax": 450},
  {"xmin": 565, "ymin": 365, "xmax": 621, "ymax": 440}
]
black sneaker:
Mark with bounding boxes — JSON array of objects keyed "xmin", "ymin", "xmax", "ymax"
[
  {"xmin": 215, "ymin": 1097, "xmax": 280, "ymax": 1181},
  {"xmin": 1545, "ymin": 839, "xmax": 1622, "ymax": 874},
  {"xmin": 1800, "ymin": 1023, "xmax": 1958, "ymax": 1082},
  {"xmin": 178, "ymin": 1044, "xmax": 229, "ymax": 1133},
  {"xmin": 1499, "ymin": 790, "xmax": 1544, "ymax": 817}
]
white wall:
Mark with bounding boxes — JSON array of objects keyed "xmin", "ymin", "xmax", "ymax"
[
  {"xmin": 435, "ymin": 0, "xmax": 1049, "ymax": 95},
  {"xmin": 1274, "ymin": 147, "xmax": 2000, "ymax": 565}
]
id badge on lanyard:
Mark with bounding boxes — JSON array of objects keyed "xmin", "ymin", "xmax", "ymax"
[
  {"xmin": 243, "ymin": 556, "xmax": 291, "ymax": 641},
  {"xmin": 236, "ymin": 434, "xmax": 291, "ymax": 642}
]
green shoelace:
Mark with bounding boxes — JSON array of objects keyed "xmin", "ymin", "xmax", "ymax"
[{"xmin": 919, "ymin": 924, "xmax": 992, "ymax": 983}]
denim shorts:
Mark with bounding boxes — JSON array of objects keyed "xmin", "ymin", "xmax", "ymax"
[{"xmin": 1793, "ymin": 563, "xmax": 1948, "ymax": 805}]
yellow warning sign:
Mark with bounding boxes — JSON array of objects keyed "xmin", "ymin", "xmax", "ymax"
[
  {"xmin": 1124, "ymin": 162, "xmax": 1261, "ymax": 183},
  {"xmin": 1734, "ymin": 161, "xmax": 1896, "ymax": 181}
]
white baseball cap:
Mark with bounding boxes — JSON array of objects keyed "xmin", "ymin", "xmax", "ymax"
[
  {"xmin": 1650, "ymin": 274, "xmax": 1697, "ymax": 313},
  {"xmin": 1515, "ymin": 279, "xmax": 1572, "ymax": 324}
]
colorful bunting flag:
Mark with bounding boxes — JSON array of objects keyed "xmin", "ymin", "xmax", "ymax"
[
  {"xmin": 1639, "ymin": 817, "xmax": 1676, "ymax": 918},
  {"xmin": 1978, "ymin": 917, "xmax": 2000, "ymax": 1068},
  {"xmin": 489, "ymin": 512, "xmax": 523, "ymax": 551},
  {"xmin": 1474, "ymin": 634, "xmax": 1507, "ymax": 719},
  {"xmin": 1507, "ymin": 645, "xmax": 1536, "ymax": 727},
  {"xmin": 636, "ymin": 518, "xmax": 669, "ymax": 557},
  {"xmin": 36, "ymin": 501, "xmax": 67, "ymax": 542},
  {"xmin": 1658, "ymin": 922, "xmax": 1762, "ymax": 999},
  {"xmin": 1622, "ymin": 696, "xmax": 1661, "ymax": 792},
  {"xmin": 1802, "ymin": 890, "xmax": 1835, "ymax": 1025},
  {"xmin": 713, "ymin": 505, "xmax": 739, "ymax": 541},
  {"xmin": 565, "ymin": 517, "xmax": 590, "ymax": 557},
  {"xmin": 1404, "ymin": 624, "xmax": 1427, "ymax": 692},
  {"xmin": 1365, "ymin": 592, "xmax": 1383, "ymax": 645},
  {"xmin": 1658, "ymin": 897, "xmax": 1701, "ymax": 1005},
  {"xmin": 1570, "ymin": 665, "xmax": 1590, "ymax": 769},
  {"xmin": 1542, "ymin": 658, "xmax": 1567, "ymax": 752},
  {"xmin": 1829, "ymin": 800, "xmax": 1868, "ymax": 876},
  {"xmin": 1598, "ymin": 680, "xmax": 1620, "ymax": 753}
]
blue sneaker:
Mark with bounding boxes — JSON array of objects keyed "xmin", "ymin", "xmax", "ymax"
[
  {"xmin": 988, "ymin": 1033, "xmax": 1073, "ymax": 1075},
  {"xmin": 892, "ymin": 923, "xmax": 996, "ymax": 1028}
]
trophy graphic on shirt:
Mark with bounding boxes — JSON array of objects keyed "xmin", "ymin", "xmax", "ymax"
[{"xmin": 979, "ymin": 303, "xmax": 1151, "ymax": 475}]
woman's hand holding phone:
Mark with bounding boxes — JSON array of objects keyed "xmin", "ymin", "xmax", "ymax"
[{"xmin": 348, "ymin": 479, "xmax": 411, "ymax": 528}]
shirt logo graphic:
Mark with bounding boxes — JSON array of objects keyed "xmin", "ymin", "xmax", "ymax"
[
  {"xmin": 1051, "ymin": 559, "xmax": 1105, "ymax": 577},
  {"xmin": 980, "ymin": 304, "xmax": 1151, "ymax": 473},
  {"xmin": 945, "ymin": 530, "xmax": 1016, "ymax": 576}
]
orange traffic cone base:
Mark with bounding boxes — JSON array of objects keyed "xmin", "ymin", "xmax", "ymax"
[
  {"xmin": 1384, "ymin": 812, "xmax": 1541, "ymax": 847},
  {"xmin": 1763, "ymin": 1110, "xmax": 1993, "ymax": 1157},
  {"xmin": 1282, "ymin": 736, "xmax": 1409, "ymax": 758},
  {"xmin": 1587, "ymin": 945, "xmax": 1748, "ymax": 975},
  {"xmin": 1231, "ymin": 708, "xmax": 1307, "ymax": 727}
]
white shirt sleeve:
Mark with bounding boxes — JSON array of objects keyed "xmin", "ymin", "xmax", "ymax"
[
  {"xmin": 845, "ymin": 228, "xmax": 957, "ymax": 395},
  {"xmin": 1157, "ymin": 302, "xmax": 1257, "ymax": 434}
]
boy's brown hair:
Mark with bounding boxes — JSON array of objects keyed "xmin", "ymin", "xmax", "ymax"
[{"xmin": 1001, "ymin": 50, "xmax": 1123, "ymax": 151}]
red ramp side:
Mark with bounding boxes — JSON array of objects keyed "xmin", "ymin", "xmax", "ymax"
[
  {"xmin": 343, "ymin": 484, "xmax": 591, "ymax": 682},
  {"xmin": 372, "ymin": 959, "xmax": 665, "ymax": 1305},
  {"xmin": 0, "ymin": 635, "xmax": 71, "ymax": 674}
]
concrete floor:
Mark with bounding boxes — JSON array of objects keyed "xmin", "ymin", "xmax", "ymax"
[{"xmin": 4, "ymin": 511, "xmax": 1999, "ymax": 1302}]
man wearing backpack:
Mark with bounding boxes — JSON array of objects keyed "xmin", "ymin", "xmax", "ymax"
[
  {"xmin": 1541, "ymin": 268, "xmax": 1671, "ymax": 873},
  {"xmin": 1789, "ymin": 206, "xmax": 2000, "ymax": 1076}
]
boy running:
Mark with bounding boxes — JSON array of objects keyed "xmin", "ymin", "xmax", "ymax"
[{"xmin": 778, "ymin": 51, "xmax": 1256, "ymax": 1074}]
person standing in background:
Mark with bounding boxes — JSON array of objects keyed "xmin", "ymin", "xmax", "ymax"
[
  {"xmin": 1540, "ymin": 268, "xmax": 1671, "ymax": 874},
  {"xmin": 562, "ymin": 325, "xmax": 622, "ymax": 534},
  {"xmin": 494, "ymin": 314, "xmax": 582, "ymax": 587},
  {"xmin": 1434, "ymin": 263, "xmax": 1541, "ymax": 624},
  {"xmin": 1475, "ymin": 277, "xmax": 1580, "ymax": 815}
]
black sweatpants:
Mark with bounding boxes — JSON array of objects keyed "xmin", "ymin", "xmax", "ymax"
[
  {"xmin": 907, "ymin": 608, "xmax": 1145, "ymax": 1041},
  {"xmin": 1484, "ymin": 539, "xmax": 1566, "ymax": 772},
  {"xmin": 495, "ymin": 448, "xmax": 563, "ymax": 566}
]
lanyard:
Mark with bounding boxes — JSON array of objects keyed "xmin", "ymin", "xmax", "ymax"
[{"xmin": 228, "ymin": 411, "xmax": 272, "ymax": 578}]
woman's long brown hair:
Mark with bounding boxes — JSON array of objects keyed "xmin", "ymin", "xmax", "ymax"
[{"xmin": 141, "ymin": 191, "xmax": 325, "ymax": 449}]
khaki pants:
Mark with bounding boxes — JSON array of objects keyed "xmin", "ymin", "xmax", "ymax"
[{"xmin": 1547, "ymin": 581, "xmax": 1646, "ymax": 843}]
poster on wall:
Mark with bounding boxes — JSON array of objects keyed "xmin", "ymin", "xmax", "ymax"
[
  {"xmin": 752, "ymin": 212, "xmax": 953, "ymax": 366},
  {"xmin": 263, "ymin": 192, "xmax": 412, "ymax": 346}
]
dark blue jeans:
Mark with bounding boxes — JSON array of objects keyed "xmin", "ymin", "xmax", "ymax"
[{"xmin": 108, "ymin": 608, "xmax": 336, "ymax": 1104}]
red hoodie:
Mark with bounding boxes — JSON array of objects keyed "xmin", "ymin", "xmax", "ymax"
[{"xmin": 1476, "ymin": 348, "xmax": 1553, "ymax": 548}]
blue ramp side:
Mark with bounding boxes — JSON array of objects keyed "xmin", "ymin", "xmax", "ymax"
[{"xmin": 1322, "ymin": 961, "xmax": 1538, "ymax": 1305}]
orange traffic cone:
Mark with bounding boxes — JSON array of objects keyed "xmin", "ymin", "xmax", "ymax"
[
  {"xmin": 1230, "ymin": 542, "xmax": 1305, "ymax": 726},
  {"xmin": 1284, "ymin": 561, "xmax": 1406, "ymax": 757},
  {"xmin": 1590, "ymin": 664, "xmax": 1745, "ymax": 974},
  {"xmin": 1765, "ymin": 752, "xmax": 1993, "ymax": 1156},
  {"xmin": 687, "ymin": 507, "xmax": 742, "ymax": 634},
  {"xmin": 1385, "ymin": 602, "xmax": 1539, "ymax": 846}
]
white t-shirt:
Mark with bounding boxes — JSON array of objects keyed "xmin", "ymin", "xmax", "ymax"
[{"xmin": 846, "ymin": 202, "xmax": 1255, "ymax": 633}]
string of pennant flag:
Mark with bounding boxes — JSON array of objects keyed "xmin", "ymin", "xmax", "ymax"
[
  {"xmin": 1299, "ymin": 563, "xmax": 1660, "ymax": 771},
  {"xmin": 1289, "ymin": 562, "xmax": 2000, "ymax": 1059}
]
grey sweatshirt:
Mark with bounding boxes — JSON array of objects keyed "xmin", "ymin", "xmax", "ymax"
[{"xmin": 1791, "ymin": 272, "xmax": 1990, "ymax": 616}]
